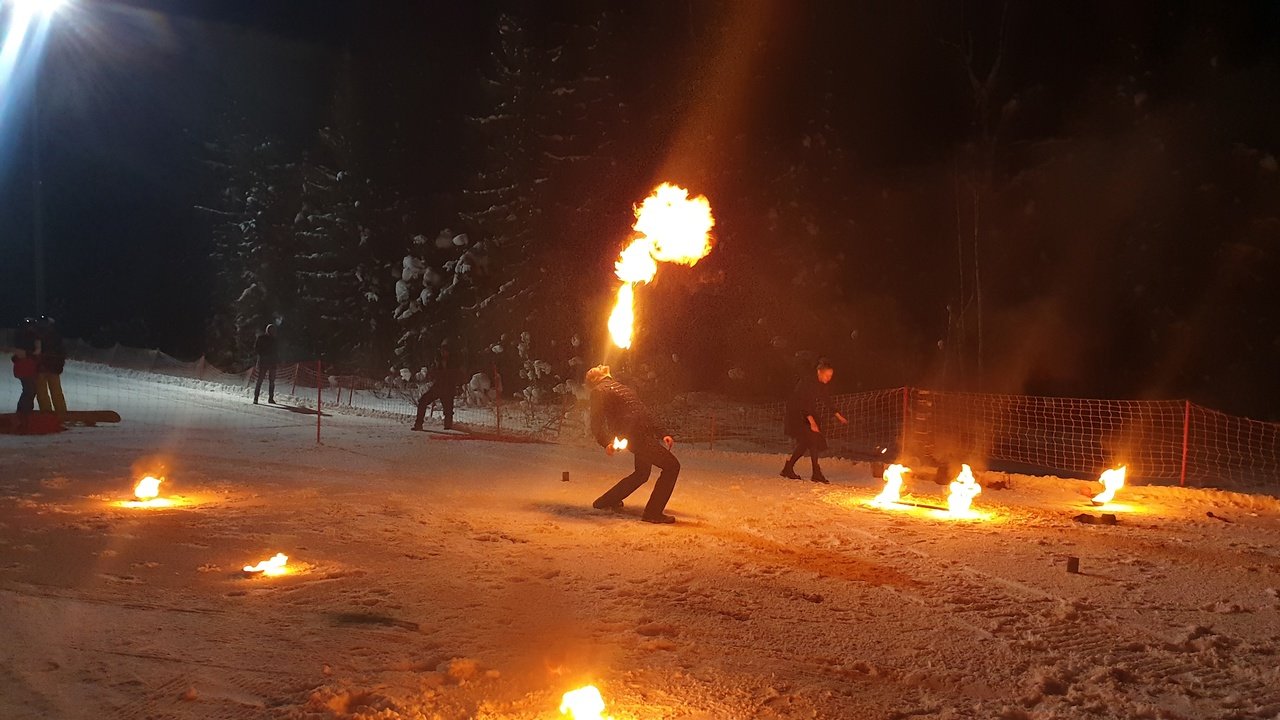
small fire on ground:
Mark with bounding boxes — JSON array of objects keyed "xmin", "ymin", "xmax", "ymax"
[
  {"xmin": 946, "ymin": 464, "xmax": 982, "ymax": 518},
  {"xmin": 611, "ymin": 437, "xmax": 628, "ymax": 451},
  {"xmin": 872, "ymin": 464, "xmax": 910, "ymax": 506},
  {"xmin": 560, "ymin": 685, "xmax": 613, "ymax": 720},
  {"xmin": 120, "ymin": 475, "xmax": 175, "ymax": 508},
  {"xmin": 1092, "ymin": 465, "xmax": 1126, "ymax": 505},
  {"xmin": 243, "ymin": 553, "xmax": 290, "ymax": 577}
]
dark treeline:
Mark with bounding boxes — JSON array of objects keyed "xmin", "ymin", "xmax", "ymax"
[{"xmin": 6, "ymin": 1, "xmax": 1279, "ymax": 417}]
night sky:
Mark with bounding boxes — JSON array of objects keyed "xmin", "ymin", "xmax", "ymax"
[{"xmin": 3, "ymin": 1, "xmax": 1279, "ymax": 415}]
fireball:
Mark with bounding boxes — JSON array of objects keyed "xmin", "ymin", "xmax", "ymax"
[
  {"xmin": 611, "ymin": 437, "xmax": 629, "ymax": 451},
  {"xmin": 873, "ymin": 464, "xmax": 910, "ymax": 506},
  {"xmin": 560, "ymin": 685, "xmax": 612, "ymax": 720},
  {"xmin": 633, "ymin": 182, "xmax": 715, "ymax": 265},
  {"xmin": 947, "ymin": 464, "xmax": 982, "ymax": 517},
  {"xmin": 1092, "ymin": 465, "xmax": 1126, "ymax": 505}
]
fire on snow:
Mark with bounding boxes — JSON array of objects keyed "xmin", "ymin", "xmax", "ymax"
[
  {"xmin": 947, "ymin": 464, "xmax": 982, "ymax": 518},
  {"xmin": 120, "ymin": 475, "xmax": 175, "ymax": 508},
  {"xmin": 608, "ymin": 183, "xmax": 715, "ymax": 349},
  {"xmin": 243, "ymin": 553, "xmax": 290, "ymax": 577},
  {"xmin": 611, "ymin": 437, "xmax": 629, "ymax": 451},
  {"xmin": 873, "ymin": 464, "xmax": 910, "ymax": 506},
  {"xmin": 1092, "ymin": 465, "xmax": 1127, "ymax": 505},
  {"xmin": 560, "ymin": 685, "xmax": 613, "ymax": 720}
]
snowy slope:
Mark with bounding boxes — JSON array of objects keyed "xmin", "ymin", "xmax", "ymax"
[{"xmin": 1, "ymin": 363, "xmax": 1279, "ymax": 719}]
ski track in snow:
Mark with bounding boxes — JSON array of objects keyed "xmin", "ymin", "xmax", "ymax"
[{"xmin": 0, "ymin": 362, "xmax": 1278, "ymax": 719}]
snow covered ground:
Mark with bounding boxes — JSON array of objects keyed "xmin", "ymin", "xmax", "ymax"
[{"xmin": 2, "ymin": 363, "xmax": 1280, "ymax": 719}]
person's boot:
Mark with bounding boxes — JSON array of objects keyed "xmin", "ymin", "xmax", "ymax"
[
  {"xmin": 592, "ymin": 498, "xmax": 623, "ymax": 512},
  {"xmin": 779, "ymin": 462, "xmax": 802, "ymax": 480},
  {"xmin": 411, "ymin": 422, "xmax": 424, "ymax": 432},
  {"xmin": 811, "ymin": 465, "xmax": 829, "ymax": 484},
  {"xmin": 641, "ymin": 512, "xmax": 676, "ymax": 524}
]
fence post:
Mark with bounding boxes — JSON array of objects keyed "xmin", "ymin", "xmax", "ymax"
[
  {"xmin": 1180, "ymin": 400, "xmax": 1191, "ymax": 487},
  {"xmin": 493, "ymin": 363, "xmax": 502, "ymax": 434},
  {"xmin": 291, "ymin": 363, "xmax": 299, "ymax": 396},
  {"xmin": 316, "ymin": 360, "xmax": 323, "ymax": 445},
  {"xmin": 709, "ymin": 412, "xmax": 716, "ymax": 451},
  {"xmin": 899, "ymin": 386, "xmax": 911, "ymax": 461}
]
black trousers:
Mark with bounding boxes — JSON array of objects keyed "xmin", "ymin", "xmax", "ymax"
[
  {"xmin": 16, "ymin": 377, "xmax": 35, "ymax": 413},
  {"xmin": 415, "ymin": 386, "xmax": 455, "ymax": 427},
  {"xmin": 254, "ymin": 364, "xmax": 277, "ymax": 402},
  {"xmin": 595, "ymin": 436, "xmax": 681, "ymax": 518},
  {"xmin": 786, "ymin": 430, "xmax": 827, "ymax": 472}
]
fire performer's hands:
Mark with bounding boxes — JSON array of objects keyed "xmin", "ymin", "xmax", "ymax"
[
  {"xmin": 836, "ymin": 412, "xmax": 849, "ymax": 425},
  {"xmin": 663, "ymin": 435, "xmax": 675, "ymax": 450},
  {"xmin": 604, "ymin": 444, "xmax": 615, "ymax": 456},
  {"xmin": 808, "ymin": 416, "xmax": 820, "ymax": 433}
]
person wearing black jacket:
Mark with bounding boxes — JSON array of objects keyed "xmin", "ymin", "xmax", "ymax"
[
  {"xmin": 253, "ymin": 324, "xmax": 279, "ymax": 404},
  {"xmin": 585, "ymin": 365, "xmax": 680, "ymax": 524},
  {"xmin": 411, "ymin": 340, "xmax": 463, "ymax": 431},
  {"xmin": 34, "ymin": 315, "xmax": 67, "ymax": 415},
  {"xmin": 781, "ymin": 358, "xmax": 848, "ymax": 483}
]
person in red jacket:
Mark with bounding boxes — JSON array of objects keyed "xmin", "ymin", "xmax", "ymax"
[{"xmin": 12, "ymin": 348, "xmax": 38, "ymax": 413}]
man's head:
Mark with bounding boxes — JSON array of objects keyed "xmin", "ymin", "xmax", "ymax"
[
  {"xmin": 584, "ymin": 364, "xmax": 611, "ymax": 388},
  {"xmin": 816, "ymin": 357, "xmax": 834, "ymax": 384}
]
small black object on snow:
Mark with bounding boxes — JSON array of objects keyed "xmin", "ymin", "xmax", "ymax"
[
  {"xmin": 1206, "ymin": 511, "xmax": 1232, "ymax": 523},
  {"xmin": 1066, "ymin": 556, "xmax": 1080, "ymax": 573},
  {"xmin": 561, "ymin": 471, "xmax": 570, "ymax": 482}
]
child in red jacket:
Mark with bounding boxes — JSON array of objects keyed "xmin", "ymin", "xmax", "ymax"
[{"xmin": 12, "ymin": 349, "xmax": 37, "ymax": 413}]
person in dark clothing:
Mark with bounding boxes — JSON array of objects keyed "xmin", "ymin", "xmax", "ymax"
[
  {"xmin": 781, "ymin": 357, "xmax": 848, "ymax": 483},
  {"xmin": 253, "ymin": 324, "xmax": 279, "ymax": 404},
  {"xmin": 13, "ymin": 317, "xmax": 40, "ymax": 414},
  {"xmin": 34, "ymin": 316, "xmax": 67, "ymax": 415},
  {"xmin": 585, "ymin": 364, "xmax": 680, "ymax": 524},
  {"xmin": 412, "ymin": 341, "xmax": 463, "ymax": 431}
]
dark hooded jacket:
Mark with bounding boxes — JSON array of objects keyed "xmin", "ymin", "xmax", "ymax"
[
  {"xmin": 254, "ymin": 331, "xmax": 279, "ymax": 368},
  {"xmin": 784, "ymin": 377, "xmax": 832, "ymax": 437},
  {"xmin": 589, "ymin": 377, "xmax": 667, "ymax": 447}
]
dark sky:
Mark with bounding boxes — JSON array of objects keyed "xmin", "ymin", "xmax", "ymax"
[{"xmin": 2, "ymin": 1, "xmax": 1279, "ymax": 415}]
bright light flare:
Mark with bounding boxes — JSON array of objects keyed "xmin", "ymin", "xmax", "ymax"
[
  {"xmin": 946, "ymin": 464, "xmax": 982, "ymax": 518},
  {"xmin": 8, "ymin": 0, "xmax": 69, "ymax": 14},
  {"xmin": 243, "ymin": 553, "xmax": 289, "ymax": 577},
  {"xmin": 611, "ymin": 437, "xmax": 628, "ymax": 451},
  {"xmin": 1092, "ymin": 465, "xmax": 1126, "ymax": 505},
  {"xmin": 872, "ymin": 464, "xmax": 910, "ymax": 506},
  {"xmin": 560, "ymin": 685, "xmax": 613, "ymax": 720}
]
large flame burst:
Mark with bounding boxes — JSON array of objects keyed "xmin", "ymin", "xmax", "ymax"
[
  {"xmin": 560, "ymin": 685, "xmax": 613, "ymax": 720},
  {"xmin": 608, "ymin": 183, "xmax": 715, "ymax": 349}
]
